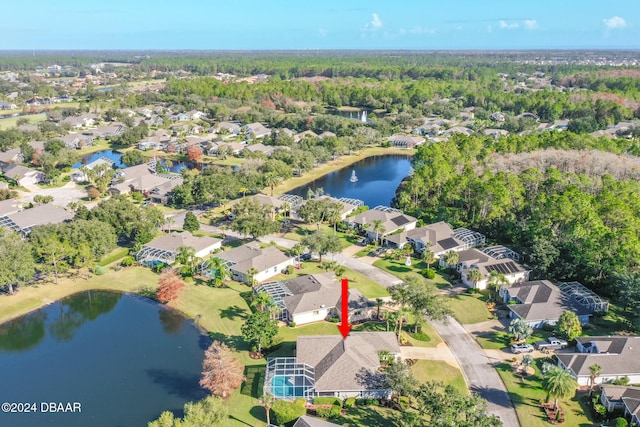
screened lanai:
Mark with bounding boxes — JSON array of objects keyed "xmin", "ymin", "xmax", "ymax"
[{"xmin": 557, "ymin": 281, "xmax": 609, "ymax": 313}]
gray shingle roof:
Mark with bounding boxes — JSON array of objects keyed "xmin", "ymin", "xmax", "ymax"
[
  {"xmin": 143, "ymin": 231, "xmax": 220, "ymax": 254},
  {"xmin": 558, "ymin": 336, "xmax": 640, "ymax": 378},
  {"xmin": 296, "ymin": 332, "xmax": 399, "ymax": 393},
  {"xmin": 293, "ymin": 415, "xmax": 342, "ymax": 427},
  {"xmin": 217, "ymin": 244, "xmax": 291, "ymax": 274},
  {"xmin": 507, "ymin": 280, "xmax": 592, "ymax": 322}
]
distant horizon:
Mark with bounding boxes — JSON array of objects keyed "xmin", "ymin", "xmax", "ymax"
[
  {"xmin": 2, "ymin": 1, "xmax": 638, "ymax": 50},
  {"xmin": 2, "ymin": 48, "xmax": 640, "ymax": 53}
]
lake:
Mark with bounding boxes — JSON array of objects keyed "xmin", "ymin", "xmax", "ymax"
[
  {"xmin": 72, "ymin": 150, "xmax": 202, "ymax": 173},
  {"xmin": 289, "ymin": 154, "xmax": 412, "ymax": 208},
  {"xmin": 0, "ymin": 291, "xmax": 210, "ymax": 427}
]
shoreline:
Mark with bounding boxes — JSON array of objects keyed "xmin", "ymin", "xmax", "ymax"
[{"xmin": 272, "ymin": 146, "xmax": 415, "ymax": 195}]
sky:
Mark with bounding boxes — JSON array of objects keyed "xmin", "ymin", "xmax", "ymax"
[{"xmin": 2, "ymin": 0, "xmax": 639, "ymax": 50}]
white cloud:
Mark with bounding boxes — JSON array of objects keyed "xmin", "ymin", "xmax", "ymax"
[
  {"xmin": 524, "ymin": 19, "xmax": 538, "ymax": 30},
  {"xmin": 603, "ymin": 16, "xmax": 626, "ymax": 29},
  {"xmin": 499, "ymin": 20, "xmax": 519, "ymax": 30},
  {"xmin": 370, "ymin": 13, "xmax": 383, "ymax": 29}
]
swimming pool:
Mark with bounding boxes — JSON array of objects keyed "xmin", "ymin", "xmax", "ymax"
[{"xmin": 271, "ymin": 375, "xmax": 295, "ymax": 398}]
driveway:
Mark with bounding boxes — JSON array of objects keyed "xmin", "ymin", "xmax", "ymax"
[
  {"xmin": 400, "ymin": 345, "xmax": 459, "ymax": 367},
  {"xmin": 432, "ymin": 319, "xmax": 520, "ymax": 426},
  {"xmin": 332, "ymin": 252, "xmax": 402, "ymax": 288},
  {"xmin": 18, "ymin": 182, "xmax": 87, "ymax": 207}
]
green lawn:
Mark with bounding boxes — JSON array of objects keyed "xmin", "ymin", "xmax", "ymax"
[
  {"xmin": 475, "ymin": 329, "xmax": 553, "ymax": 350},
  {"xmin": 448, "ymin": 292, "xmax": 494, "ymax": 325},
  {"xmin": 331, "ymin": 405, "xmax": 402, "ymax": 427},
  {"xmin": 97, "ymin": 247, "xmax": 130, "ymax": 266},
  {"xmin": 372, "ymin": 257, "xmax": 451, "ymax": 288},
  {"xmin": 411, "ymin": 360, "xmax": 467, "ymax": 394},
  {"xmin": 497, "ymin": 362, "xmax": 593, "ymax": 427},
  {"xmin": 0, "ymin": 113, "xmax": 47, "ymax": 129}
]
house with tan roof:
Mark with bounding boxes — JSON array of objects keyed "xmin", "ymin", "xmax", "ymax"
[
  {"xmin": 264, "ymin": 332, "xmax": 400, "ymax": 401},
  {"xmin": 254, "ymin": 273, "xmax": 372, "ymax": 325},
  {"xmin": 383, "ymin": 221, "xmax": 485, "ymax": 255},
  {"xmin": 243, "ymin": 122, "xmax": 271, "ymax": 139},
  {"xmin": 214, "ymin": 243, "xmax": 294, "ymax": 284},
  {"xmin": 1, "ymin": 164, "xmax": 45, "ymax": 186},
  {"xmin": 557, "ymin": 336, "xmax": 640, "ymax": 387},
  {"xmin": 0, "ymin": 148, "xmax": 23, "ymax": 164},
  {"xmin": 345, "ymin": 206, "xmax": 417, "ymax": 242},
  {"xmin": 135, "ymin": 231, "xmax": 221, "ymax": 265},
  {"xmin": 388, "ymin": 134, "xmax": 425, "ymax": 149},
  {"xmin": 293, "ymin": 416, "xmax": 341, "ymax": 427},
  {"xmin": 457, "ymin": 246, "xmax": 530, "ymax": 290},
  {"xmin": 600, "ymin": 385, "xmax": 640, "ymax": 426}
]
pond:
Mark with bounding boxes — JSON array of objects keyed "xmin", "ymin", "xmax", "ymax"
[
  {"xmin": 72, "ymin": 150, "xmax": 202, "ymax": 173},
  {"xmin": 289, "ymin": 154, "xmax": 412, "ymax": 208},
  {"xmin": 0, "ymin": 291, "xmax": 210, "ymax": 427}
]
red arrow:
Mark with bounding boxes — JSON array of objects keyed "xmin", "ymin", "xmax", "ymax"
[{"xmin": 337, "ymin": 278, "xmax": 352, "ymax": 339}]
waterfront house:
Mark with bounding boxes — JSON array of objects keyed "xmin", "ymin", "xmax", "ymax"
[
  {"xmin": 0, "ymin": 204, "xmax": 73, "ymax": 237},
  {"xmin": 135, "ymin": 231, "xmax": 221, "ymax": 266},
  {"xmin": 214, "ymin": 243, "xmax": 294, "ymax": 285},
  {"xmin": 457, "ymin": 246, "xmax": 530, "ymax": 290},
  {"xmin": 346, "ymin": 206, "xmax": 417, "ymax": 241}
]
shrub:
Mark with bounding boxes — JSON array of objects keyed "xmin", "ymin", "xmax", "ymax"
[
  {"xmin": 410, "ymin": 332, "xmax": 431, "ymax": 342},
  {"xmin": 399, "ymin": 396, "xmax": 410, "ymax": 410},
  {"xmin": 468, "ymin": 287, "xmax": 481, "ymax": 294},
  {"xmin": 593, "ymin": 403, "xmax": 607, "ymax": 418},
  {"xmin": 289, "ymin": 322, "xmax": 296, "ymax": 328},
  {"xmin": 344, "ymin": 397, "xmax": 356, "ymax": 408},
  {"xmin": 293, "ymin": 398, "xmax": 306, "ymax": 408},
  {"xmin": 424, "ymin": 268, "xmax": 436, "ymax": 279},
  {"xmin": 615, "ymin": 417, "xmax": 628, "ymax": 427},
  {"xmin": 313, "ymin": 397, "xmax": 342, "ymax": 407},
  {"xmin": 356, "ymin": 398, "xmax": 367, "ymax": 406},
  {"xmin": 316, "ymin": 406, "xmax": 331, "ymax": 418},
  {"xmin": 542, "ymin": 322, "xmax": 556, "ymax": 332},
  {"xmin": 120, "ymin": 256, "xmax": 135, "ymax": 267},
  {"xmin": 271, "ymin": 400, "xmax": 306, "ymax": 426},
  {"xmin": 329, "ymin": 317, "xmax": 340, "ymax": 323},
  {"xmin": 366, "ymin": 399, "xmax": 378, "ymax": 406},
  {"xmin": 94, "ymin": 265, "xmax": 106, "ymax": 275},
  {"xmin": 329, "ymin": 405, "xmax": 341, "ymax": 418},
  {"xmin": 286, "ymin": 265, "xmax": 294, "ymax": 275}
]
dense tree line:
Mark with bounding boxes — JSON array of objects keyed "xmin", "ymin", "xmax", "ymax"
[{"xmin": 395, "ymin": 133, "xmax": 640, "ymax": 292}]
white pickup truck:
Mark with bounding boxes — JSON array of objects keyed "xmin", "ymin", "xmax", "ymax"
[{"xmin": 534, "ymin": 337, "xmax": 568, "ymax": 351}]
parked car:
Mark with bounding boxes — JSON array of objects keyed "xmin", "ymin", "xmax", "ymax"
[
  {"xmin": 510, "ymin": 343, "xmax": 535, "ymax": 354},
  {"xmin": 368, "ymin": 247, "xmax": 388, "ymax": 257},
  {"xmin": 535, "ymin": 337, "xmax": 568, "ymax": 351},
  {"xmin": 141, "ymin": 200, "xmax": 151, "ymax": 207},
  {"xmin": 299, "ymin": 253, "xmax": 312, "ymax": 261}
]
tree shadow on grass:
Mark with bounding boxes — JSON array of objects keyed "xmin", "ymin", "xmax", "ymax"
[
  {"xmin": 219, "ymin": 305, "xmax": 249, "ymax": 321},
  {"xmin": 249, "ymin": 406, "xmax": 266, "ymax": 424},
  {"xmin": 208, "ymin": 332, "xmax": 249, "ymax": 351}
]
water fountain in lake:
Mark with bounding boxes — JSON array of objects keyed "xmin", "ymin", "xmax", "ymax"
[{"xmin": 349, "ymin": 170, "xmax": 358, "ymax": 183}]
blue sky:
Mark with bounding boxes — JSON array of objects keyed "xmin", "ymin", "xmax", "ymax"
[{"xmin": 2, "ymin": 0, "xmax": 639, "ymax": 50}]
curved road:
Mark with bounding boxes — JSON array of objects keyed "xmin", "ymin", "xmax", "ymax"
[{"xmin": 432, "ymin": 319, "xmax": 520, "ymax": 426}]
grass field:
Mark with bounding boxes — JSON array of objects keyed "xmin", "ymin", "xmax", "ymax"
[
  {"xmin": 0, "ymin": 113, "xmax": 47, "ymax": 129},
  {"xmin": 448, "ymin": 291, "xmax": 494, "ymax": 324},
  {"xmin": 497, "ymin": 361, "xmax": 593, "ymax": 427},
  {"xmin": 411, "ymin": 360, "xmax": 467, "ymax": 394}
]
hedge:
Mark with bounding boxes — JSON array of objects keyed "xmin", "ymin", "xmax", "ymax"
[
  {"xmin": 313, "ymin": 397, "xmax": 342, "ymax": 407},
  {"xmin": 271, "ymin": 400, "xmax": 306, "ymax": 426}
]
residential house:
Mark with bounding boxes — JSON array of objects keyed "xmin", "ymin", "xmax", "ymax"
[
  {"xmin": 185, "ymin": 110, "xmax": 206, "ymax": 120},
  {"xmin": 145, "ymin": 115, "xmax": 164, "ymax": 127},
  {"xmin": 212, "ymin": 122, "xmax": 241, "ymax": 136},
  {"xmin": 308, "ymin": 196, "xmax": 361, "ymax": 220},
  {"xmin": 214, "ymin": 243, "xmax": 294, "ymax": 285},
  {"xmin": 0, "ymin": 204, "xmax": 73, "ymax": 237},
  {"xmin": 501, "ymin": 280, "xmax": 597, "ymax": 328},
  {"xmin": 207, "ymin": 141, "xmax": 246, "ymax": 156},
  {"xmin": 264, "ymin": 332, "xmax": 400, "ymax": 401},
  {"xmin": 243, "ymin": 122, "xmax": 271, "ymax": 139},
  {"xmin": 245, "ymin": 143, "xmax": 275, "ymax": 157},
  {"xmin": 444, "ymin": 126, "xmax": 474, "ymax": 137},
  {"xmin": 484, "ymin": 129, "xmax": 509, "ymax": 139},
  {"xmin": 457, "ymin": 246, "xmax": 530, "ymax": 290},
  {"xmin": 600, "ymin": 385, "xmax": 640, "ymax": 426},
  {"xmin": 384, "ymin": 221, "xmax": 484, "ymax": 255},
  {"xmin": 135, "ymin": 231, "xmax": 221, "ymax": 265},
  {"xmin": 345, "ymin": 207, "xmax": 417, "ymax": 241},
  {"xmin": 109, "ymin": 163, "xmax": 183, "ymax": 199},
  {"xmin": 170, "ymin": 112, "xmax": 189, "ymax": 122},
  {"xmin": 0, "ymin": 199, "xmax": 21, "ymax": 216},
  {"xmin": 254, "ymin": 273, "xmax": 372, "ymax": 325},
  {"xmin": 557, "ymin": 336, "xmax": 640, "ymax": 387},
  {"xmin": 552, "ymin": 120, "xmax": 570, "ymax": 131},
  {"xmin": 293, "ymin": 416, "xmax": 342, "ymax": 427},
  {"xmin": 147, "ymin": 178, "xmax": 184, "ymax": 204},
  {"xmin": 318, "ymin": 131, "xmax": 337, "ymax": 139},
  {"xmin": 0, "ymin": 101, "xmax": 17, "ymax": 110},
  {"xmin": 61, "ymin": 113, "xmax": 98, "ymax": 129},
  {"xmin": 294, "ymin": 130, "xmax": 318, "ymax": 142},
  {"xmin": 71, "ymin": 157, "xmax": 115, "ymax": 182},
  {"xmin": 0, "ymin": 164, "xmax": 44, "ymax": 186},
  {"xmin": 0, "ymin": 148, "xmax": 24, "ymax": 164},
  {"xmin": 388, "ymin": 134, "xmax": 426, "ymax": 149},
  {"xmin": 82, "ymin": 124, "xmax": 126, "ymax": 139},
  {"xmin": 60, "ymin": 133, "xmax": 94, "ymax": 149}
]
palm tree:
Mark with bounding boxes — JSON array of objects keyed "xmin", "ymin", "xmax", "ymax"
[
  {"xmin": 588, "ymin": 363, "xmax": 602, "ymax": 394},
  {"xmin": 376, "ymin": 298, "xmax": 384, "ymax": 319},
  {"xmin": 327, "ymin": 204, "xmax": 343, "ymax": 235},
  {"xmin": 239, "ymin": 186, "xmax": 248, "ymax": 198},
  {"xmin": 264, "ymin": 173, "xmax": 282, "ymax": 197},
  {"xmin": 372, "ymin": 219, "xmax": 386, "ymax": 247},
  {"xmin": 252, "ymin": 291, "xmax": 274, "ymax": 313},
  {"xmin": 290, "ymin": 243, "xmax": 306, "ymax": 269},
  {"xmin": 334, "ymin": 265, "xmax": 346, "ymax": 278},
  {"xmin": 543, "ymin": 366, "xmax": 577, "ymax": 411},
  {"xmin": 422, "ymin": 249, "xmax": 436, "ymax": 271},
  {"xmin": 164, "ymin": 215, "xmax": 175, "ymax": 233},
  {"xmin": 280, "ymin": 201, "xmax": 291, "ymax": 219},
  {"xmin": 176, "ymin": 246, "xmax": 197, "ymax": 274},
  {"xmin": 466, "ymin": 268, "xmax": 483, "ymax": 289},
  {"xmin": 246, "ymin": 267, "xmax": 259, "ymax": 287},
  {"xmin": 259, "ymin": 393, "xmax": 276, "ymax": 426},
  {"xmin": 487, "ymin": 270, "xmax": 509, "ymax": 302},
  {"xmin": 443, "ymin": 250, "xmax": 460, "ymax": 268}
]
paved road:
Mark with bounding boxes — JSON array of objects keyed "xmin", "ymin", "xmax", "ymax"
[
  {"xmin": 333, "ymin": 252, "xmax": 402, "ymax": 288},
  {"xmin": 432, "ymin": 319, "xmax": 520, "ymax": 427}
]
